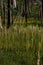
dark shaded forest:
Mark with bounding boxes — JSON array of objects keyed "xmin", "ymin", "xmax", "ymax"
[{"xmin": 0, "ymin": 0, "xmax": 43, "ymax": 28}]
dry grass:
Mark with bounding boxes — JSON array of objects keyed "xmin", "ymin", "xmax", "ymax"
[{"xmin": 0, "ymin": 18, "xmax": 43, "ymax": 65}]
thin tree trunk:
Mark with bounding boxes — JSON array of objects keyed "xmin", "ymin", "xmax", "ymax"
[
  {"xmin": 12, "ymin": 0, "xmax": 13, "ymax": 24},
  {"xmin": 7, "ymin": 0, "xmax": 10, "ymax": 28},
  {"xmin": 42, "ymin": 0, "xmax": 43, "ymax": 17},
  {"xmin": 3, "ymin": 0, "xmax": 5, "ymax": 25},
  {"xmin": 24, "ymin": 0, "xmax": 27, "ymax": 26},
  {"xmin": 40, "ymin": 2, "xmax": 43, "ymax": 26},
  {"xmin": 42, "ymin": 0, "xmax": 43, "ymax": 25},
  {"xmin": 1, "ymin": 0, "xmax": 3, "ymax": 24},
  {"xmin": 40, "ymin": 0, "xmax": 43, "ymax": 26}
]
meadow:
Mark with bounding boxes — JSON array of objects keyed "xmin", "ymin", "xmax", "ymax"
[{"xmin": 0, "ymin": 18, "xmax": 43, "ymax": 65}]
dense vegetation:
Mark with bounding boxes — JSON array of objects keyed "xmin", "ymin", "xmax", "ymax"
[
  {"xmin": 0, "ymin": 0, "xmax": 42, "ymax": 17},
  {"xmin": 0, "ymin": 19, "xmax": 43, "ymax": 65},
  {"xmin": 0, "ymin": 0, "xmax": 43, "ymax": 65}
]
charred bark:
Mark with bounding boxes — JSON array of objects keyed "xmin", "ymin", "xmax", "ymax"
[
  {"xmin": 11, "ymin": 0, "xmax": 13, "ymax": 24},
  {"xmin": 7, "ymin": 0, "xmax": 10, "ymax": 28},
  {"xmin": 3, "ymin": 0, "xmax": 5, "ymax": 25},
  {"xmin": 1, "ymin": 0, "xmax": 5, "ymax": 26},
  {"xmin": 42, "ymin": 0, "xmax": 43, "ymax": 17}
]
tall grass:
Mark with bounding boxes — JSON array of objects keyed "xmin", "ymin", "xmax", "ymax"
[{"xmin": 0, "ymin": 19, "xmax": 43, "ymax": 65}]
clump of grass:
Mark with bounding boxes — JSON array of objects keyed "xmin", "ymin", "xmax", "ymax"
[{"xmin": 0, "ymin": 19, "xmax": 43, "ymax": 65}]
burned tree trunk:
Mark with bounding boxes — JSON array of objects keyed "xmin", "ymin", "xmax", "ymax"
[
  {"xmin": 3, "ymin": 0, "xmax": 5, "ymax": 25},
  {"xmin": 42, "ymin": 0, "xmax": 43, "ymax": 17},
  {"xmin": 1, "ymin": 0, "xmax": 5, "ymax": 26},
  {"xmin": 7, "ymin": 0, "xmax": 10, "ymax": 28},
  {"xmin": 1, "ymin": 0, "xmax": 3, "ymax": 25},
  {"xmin": 11, "ymin": 0, "xmax": 13, "ymax": 24},
  {"xmin": 41, "ymin": 0, "xmax": 43, "ymax": 26},
  {"xmin": 24, "ymin": 0, "xmax": 27, "ymax": 24},
  {"xmin": 40, "ymin": 0, "xmax": 43, "ymax": 26}
]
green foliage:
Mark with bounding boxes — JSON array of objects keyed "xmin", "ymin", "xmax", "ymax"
[
  {"xmin": 30, "ymin": 3, "xmax": 39, "ymax": 17},
  {"xmin": 0, "ymin": 0, "xmax": 41, "ymax": 18},
  {"xmin": 0, "ymin": 23, "xmax": 43, "ymax": 65}
]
